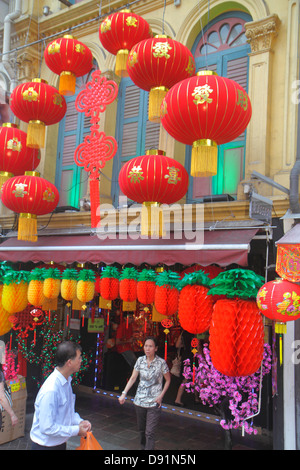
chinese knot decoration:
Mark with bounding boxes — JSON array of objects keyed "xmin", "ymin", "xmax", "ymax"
[
  {"xmin": 118, "ymin": 149, "xmax": 188, "ymax": 237},
  {"xmin": 74, "ymin": 70, "xmax": 118, "ymax": 228},
  {"xmin": 127, "ymin": 35, "xmax": 195, "ymax": 122},
  {"xmin": 160, "ymin": 70, "xmax": 252, "ymax": 177},
  {"xmin": 99, "ymin": 9, "xmax": 151, "ymax": 77},
  {"xmin": 44, "ymin": 35, "xmax": 93, "ymax": 96},
  {"xmin": 10, "ymin": 78, "xmax": 67, "ymax": 149},
  {"xmin": 1, "ymin": 171, "xmax": 59, "ymax": 242},
  {"xmin": 0, "ymin": 123, "xmax": 40, "ymax": 189}
]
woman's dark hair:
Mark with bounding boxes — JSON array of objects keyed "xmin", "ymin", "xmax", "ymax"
[
  {"xmin": 55, "ymin": 341, "xmax": 82, "ymax": 367},
  {"xmin": 144, "ymin": 336, "xmax": 158, "ymax": 347}
]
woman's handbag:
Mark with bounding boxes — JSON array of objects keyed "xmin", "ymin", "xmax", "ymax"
[
  {"xmin": 76, "ymin": 431, "xmax": 103, "ymax": 450},
  {"xmin": 170, "ymin": 354, "xmax": 182, "ymax": 377}
]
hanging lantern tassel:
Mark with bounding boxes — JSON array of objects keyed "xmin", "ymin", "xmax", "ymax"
[
  {"xmin": 149, "ymin": 86, "xmax": 168, "ymax": 123},
  {"xmin": 115, "ymin": 49, "xmax": 129, "ymax": 78},
  {"xmin": 18, "ymin": 213, "xmax": 37, "ymax": 242},
  {"xmin": 89, "ymin": 177, "xmax": 101, "ymax": 228},
  {"xmin": 191, "ymin": 338, "xmax": 199, "ymax": 384},
  {"xmin": 141, "ymin": 202, "xmax": 164, "ymax": 237},
  {"xmin": 275, "ymin": 322, "xmax": 286, "ymax": 366},
  {"xmin": 27, "ymin": 121, "xmax": 46, "ymax": 149},
  {"xmin": 161, "ymin": 319, "xmax": 173, "ymax": 361},
  {"xmin": 191, "ymin": 139, "xmax": 218, "ymax": 178},
  {"xmin": 60, "ymin": 71, "xmax": 76, "ymax": 96}
]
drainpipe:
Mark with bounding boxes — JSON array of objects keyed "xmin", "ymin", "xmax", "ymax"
[{"xmin": 2, "ymin": 0, "xmax": 22, "ymax": 92}]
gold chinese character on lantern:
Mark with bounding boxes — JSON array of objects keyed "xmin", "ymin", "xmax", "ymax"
[
  {"xmin": 128, "ymin": 51, "xmax": 138, "ymax": 67},
  {"xmin": 101, "ymin": 18, "xmax": 111, "ymax": 33},
  {"xmin": 152, "ymin": 42, "xmax": 172, "ymax": 59},
  {"xmin": 53, "ymin": 93, "xmax": 64, "ymax": 108},
  {"xmin": 126, "ymin": 16, "xmax": 138, "ymax": 27},
  {"xmin": 237, "ymin": 89, "xmax": 248, "ymax": 111},
  {"xmin": 192, "ymin": 84, "xmax": 213, "ymax": 105},
  {"xmin": 13, "ymin": 183, "xmax": 28, "ymax": 198},
  {"xmin": 128, "ymin": 165, "xmax": 144, "ymax": 183},
  {"xmin": 7, "ymin": 138, "xmax": 22, "ymax": 152},
  {"xmin": 22, "ymin": 87, "xmax": 38, "ymax": 102},
  {"xmin": 164, "ymin": 166, "xmax": 181, "ymax": 184},
  {"xmin": 47, "ymin": 41, "xmax": 60, "ymax": 55},
  {"xmin": 75, "ymin": 44, "xmax": 85, "ymax": 54},
  {"xmin": 43, "ymin": 187, "xmax": 56, "ymax": 202}
]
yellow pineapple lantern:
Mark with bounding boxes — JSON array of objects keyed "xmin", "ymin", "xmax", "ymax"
[
  {"xmin": 76, "ymin": 269, "xmax": 96, "ymax": 309},
  {"xmin": 43, "ymin": 268, "xmax": 61, "ymax": 299},
  {"xmin": 0, "ymin": 303, "xmax": 13, "ymax": 335},
  {"xmin": 28, "ymin": 268, "xmax": 47, "ymax": 306},
  {"xmin": 2, "ymin": 270, "xmax": 30, "ymax": 314},
  {"xmin": 61, "ymin": 268, "xmax": 78, "ymax": 302}
]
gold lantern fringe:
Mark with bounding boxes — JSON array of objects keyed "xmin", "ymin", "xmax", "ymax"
[
  {"xmin": 149, "ymin": 87, "xmax": 168, "ymax": 123},
  {"xmin": 18, "ymin": 213, "xmax": 38, "ymax": 242},
  {"xmin": 0, "ymin": 171, "xmax": 13, "ymax": 191},
  {"xmin": 141, "ymin": 202, "xmax": 165, "ymax": 237},
  {"xmin": 59, "ymin": 71, "xmax": 76, "ymax": 96},
  {"xmin": 191, "ymin": 139, "xmax": 218, "ymax": 177},
  {"xmin": 27, "ymin": 121, "xmax": 46, "ymax": 149},
  {"xmin": 115, "ymin": 49, "xmax": 129, "ymax": 78}
]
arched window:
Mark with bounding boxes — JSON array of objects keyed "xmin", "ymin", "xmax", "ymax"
[{"xmin": 186, "ymin": 12, "xmax": 251, "ymax": 202}]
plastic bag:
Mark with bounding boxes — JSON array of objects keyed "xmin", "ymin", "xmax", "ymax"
[{"xmin": 76, "ymin": 432, "xmax": 103, "ymax": 450}]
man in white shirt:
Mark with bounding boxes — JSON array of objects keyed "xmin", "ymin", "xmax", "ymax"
[{"xmin": 30, "ymin": 341, "xmax": 91, "ymax": 450}]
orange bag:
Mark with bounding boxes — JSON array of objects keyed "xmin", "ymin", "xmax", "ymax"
[{"xmin": 76, "ymin": 432, "xmax": 103, "ymax": 450}]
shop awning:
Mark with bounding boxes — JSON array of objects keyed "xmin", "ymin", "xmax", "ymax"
[{"xmin": 0, "ymin": 228, "xmax": 258, "ymax": 267}]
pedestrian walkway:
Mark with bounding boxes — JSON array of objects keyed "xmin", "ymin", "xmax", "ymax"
[{"xmin": 0, "ymin": 387, "xmax": 272, "ymax": 451}]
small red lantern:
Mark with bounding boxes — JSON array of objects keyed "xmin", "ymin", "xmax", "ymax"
[
  {"xmin": 44, "ymin": 35, "xmax": 93, "ymax": 96},
  {"xmin": 99, "ymin": 9, "xmax": 151, "ymax": 77},
  {"xmin": 119, "ymin": 267, "xmax": 138, "ymax": 302},
  {"xmin": 118, "ymin": 149, "xmax": 189, "ymax": 237},
  {"xmin": 154, "ymin": 270, "xmax": 180, "ymax": 317},
  {"xmin": 1, "ymin": 171, "xmax": 59, "ymax": 242},
  {"xmin": 160, "ymin": 70, "xmax": 252, "ymax": 177},
  {"xmin": 10, "ymin": 78, "xmax": 67, "ymax": 149},
  {"xmin": 0, "ymin": 123, "xmax": 40, "ymax": 188},
  {"xmin": 100, "ymin": 266, "xmax": 120, "ymax": 300},
  {"xmin": 127, "ymin": 35, "xmax": 195, "ymax": 122},
  {"xmin": 137, "ymin": 269, "xmax": 157, "ymax": 305}
]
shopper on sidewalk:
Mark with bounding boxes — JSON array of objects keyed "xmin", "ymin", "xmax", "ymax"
[
  {"xmin": 30, "ymin": 341, "xmax": 91, "ymax": 450},
  {"xmin": 118, "ymin": 336, "xmax": 171, "ymax": 450},
  {"xmin": 0, "ymin": 345, "xmax": 18, "ymax": 428}
]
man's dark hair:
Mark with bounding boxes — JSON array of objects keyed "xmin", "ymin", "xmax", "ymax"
[{"xmin": 55, "ymin": 341, "xmax": 82, "ymax": 367}]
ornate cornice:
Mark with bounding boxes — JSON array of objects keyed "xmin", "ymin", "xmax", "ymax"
[{"xmin": 245, "ymin": 14, "xmax": 281, "ymax": 53}]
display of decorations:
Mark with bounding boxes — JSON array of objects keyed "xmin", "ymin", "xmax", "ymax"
[
  {"xmin": 119, "ymin": 267, "xmax": 139, "ymax": 302},
  {"xmin": 99, "ymin": 266, "xmax": 120, "ymax": 300},
  {"xmin": 99, "ymin": 9, "xmax": 151, "ymax": 77},
  {"xmin": 178, "ymin": 271, "xmax": 214, "ymax": 334},
  {"xmin": 61, "ymin": 268, "xmax": 78, "ymax": 301},
  {"xmin": 0, "ymin": 123, "xmax": 40, "ymax": 189},
  {"xmin": 118, "ymin": 149, "xmax": 189, "ymax": 237},
  {"xmin": 10, "ymin": 78, "xmax": 67, "ymax": 148},
  {"xmin": 160, "ymin": 70, "xmax": 252, "ymax": 177},
  {"xmin": 154, "ymin": 270, "xmax": 180, "ymax": 316},
  {"xmin": 137, "ymin": 269, "xmax": 157, "ymax": 305},
  {"xmin": 27, "ymin": 268, "xmax": 47, "ymax": 306},
  {"xmin": 208, "ymin": 269, "xmax": 265, "ymax": 377},
  {"xmin": 74, "ymin": 70, "xmax": 118, "ymax": 228},
  {"xmin": 43, "ymin": 268, "xmax": 61, "ymax": 300},
  {"xmin": 127, "ymin": 35, "xmax": 195, "ymax": 122},
  {"xmin": 1, "ymin": 171, "xmax": 59, "ymax": 242},
  {"xmin": 76, "ymin": 269, "xmax": 96, "ymax": 308},
  {"xmin": 44, "ymin": 35, "xmax": 93, "ymax": 96},
  {"xmin": 0, "ymin": 303, "xmax": 13, "ymax": 336},
  {"xmin": 2, "ymin": 270, "xmax": 30, "ymax": 314}
]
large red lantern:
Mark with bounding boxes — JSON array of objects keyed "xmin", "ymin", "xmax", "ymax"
[
  {"xmin": 118, "ymin": 149, "xmax": 189, "ymax": 237},
  {"xmin": 44, "ymin": 35, "xmax": 93, "ymax": 96},
  {"xmin": 1, "ymin": 171, "xmax": 59, "ymax": 242},
  {"xmin": 160, "ymin": 70, "xmax": 252, "ymax": 177},
  {"xmin": 127, "ymin": 35, "xmax": 195, "ymax": 122},
  {"xmin": 99, "ymin": 9, "xmax": 151, "ymax": 77},
  {"xmin": 0, "ymin": 123, "xmax": 40, "ymax": 188},
  {"xmin": 154, "ymin": 270, "xmax": 180, "ymax": 317},
  {"xmin": 10, "ymin": 78, "xmax": 67, "ymax": 149}
]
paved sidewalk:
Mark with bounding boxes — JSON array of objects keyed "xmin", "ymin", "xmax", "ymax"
[{"xmin": 0, "ymin": 388, "xmax": 272, "ymax": 451}]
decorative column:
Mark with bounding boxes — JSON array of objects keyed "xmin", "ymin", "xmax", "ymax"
[{"xmin": 244, "ymin": 15, "xmax": 281, "ymax": 179}]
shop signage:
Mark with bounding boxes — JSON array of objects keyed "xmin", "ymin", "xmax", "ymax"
[{"xmin": 87, "ymin": 317, "xmax": 104, "ymax": 333}]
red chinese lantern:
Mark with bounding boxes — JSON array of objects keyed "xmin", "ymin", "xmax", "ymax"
[
  {"xmin": 119, "ymin": 267, "xmax": 138, "ymax": 302},
  {"xmin": 178, "ymin": 271, "xmax": 215, "ymax": 334},
  {"xmin": 10, "ymin": 78, "xmax": 67, "ymax": 149},
  {"xmin": 1, "ymin": 171, "xmax": 59, "ymax": 242},
  {"xmin": 127, "ymin": 35, "xmax": 195, "ymax": 122},
  {"xmin": 137, "ymin": 269, "xmax": 157, "ymax": 305},
  {"xmin": 99, "ymin": 9, "xmax": 151, "ymax": 77},
  {"xmin": 0, "ymin": 123, "xmax": 40, "ymax": 188},
  {"xmin": 118, "ymin": 149, "xmax": 189, "ymax": 237},
  {"xmin": 160, "ymin": 70, "xmax": 252, "ymax": 177},
  {"xmin": 100, "ymin": 266, "xmax": 120, "ymax": 300},
  {"xmin": 44, "ymin": 35, "xmax": 93, "ymax": 96},
  {"xmin": 154, "ymin": 270, "xmax": 180, "ymax": 317}
]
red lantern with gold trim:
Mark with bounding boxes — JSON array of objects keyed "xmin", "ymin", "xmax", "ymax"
[
  {"xmin": 99, "ymin": 9, "xmax": 151, "ymax": 78},
  {"xmin": 0, "ymin": 123, "xmax": 40, "ymax": 188},
  {"xmin": 127, "ymin": 35, "xmax": 195, "ymax": 122},
  {"xmin": 44, "ymin": 35, "xmax": 93, "ymax": 96},
  {"xmin": 118, "ymin": 149, "xmax": 189, "ymax": 237},
  {"xmin": 160, "ymin": 70, "xmax": 252, "ymax": 177},
  {"xmin": 1, "ymin": 171, "xmax": 59, "ymax": 242},
  {"xmin": 10, "ymin": 78, "xmax": 67, "ymax": 149}
]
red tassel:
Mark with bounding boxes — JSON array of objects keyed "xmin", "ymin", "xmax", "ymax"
[
  {"xmin": 107, "ymin": 311, "xmax": 110, "ymax": 326},
  {"xmin": 164, "ymin": 339, "xmax": 167, "ymax": 361},
  {"xmin": 89, "ymin": 178, "xmax": 101, "ymax": 228}
]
